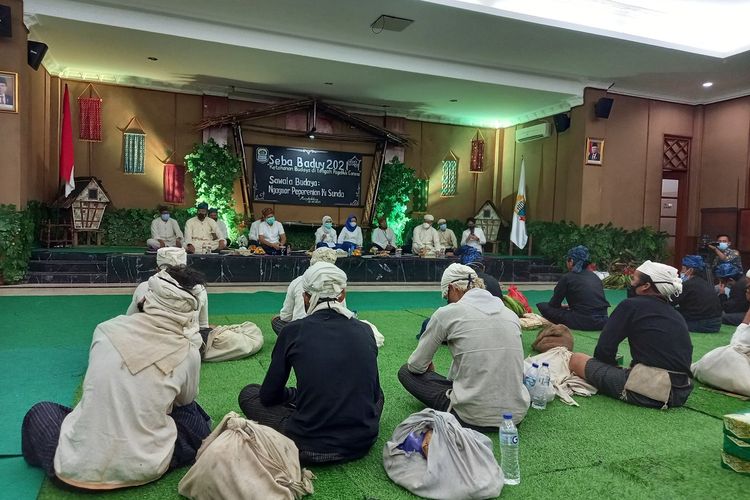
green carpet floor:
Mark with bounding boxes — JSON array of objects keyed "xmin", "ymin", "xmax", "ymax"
[{"xmin": 0, "ymin": 290, "xmax": 747, "ymax": 500}]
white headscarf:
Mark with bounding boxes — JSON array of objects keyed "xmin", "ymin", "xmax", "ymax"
[
  {"xmin": 310, "ymin": 246, "xmax": 338, "ymax": 265},
  {"xmin": 156, "ymin": 247, "xmax": 187, "ymax": 268},
  {"xmin": 302, "ymin": 262, "xmax": 348, "ymax": 312},
  {"xmin": 637, "ymin": 260, "xmax": 682, "ymax": 299},
  {"xmin": 440, "ymin": 263, "xmax": 479, "ymax": 299}
]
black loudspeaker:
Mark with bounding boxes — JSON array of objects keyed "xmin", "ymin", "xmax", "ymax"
[
  {"xmin": 28, "ymin": 41, "xmax": 48, "ymax": 71},
  {"xmin": 594, "ymin": 97, "xmax": 614, "ymax": 119},
  {"xmin": 553, "ymin": 113, "xmax": 570, "ymax": 133},
  {"xmin": 0, "ymin": 5, "xmax": 11, "ymax": 38}
]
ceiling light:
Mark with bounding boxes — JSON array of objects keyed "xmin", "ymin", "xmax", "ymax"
[
  {"xmin": 702, "ymin": 81, "xmax": 713, "ymax": 88},
  {"xmin": 308, "ymin": 127, "xmax": 316, "ymax": 140},
  {"xmin": 450, "ymin": 99, "xmax": 458, "ymax": 102},
  {"xmin": 370, "ymin": 15, "xmax": 414, "ymax": 33},
  {"xmin": 324, "ymin": 82, "xmax": 333, "ymax": 85},
  {"xmin": 147, "ymin": 56, "xmax": 158, "ymax": 61}
]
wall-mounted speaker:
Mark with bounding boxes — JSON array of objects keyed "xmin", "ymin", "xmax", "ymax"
[
  {"xmin": 0, "ymin": 5, "xmax": 11, "ymax": 38},
  {"xmin": 28, "ymin": 41, "xmax": 48, "ymax": 71},
  {"xmin": 553, "ymin": 113, "xmax": 570, "ymax": 133},
  {"xmin": 594, "ymin": 97, "xmax": 614, "ymax": 119}
]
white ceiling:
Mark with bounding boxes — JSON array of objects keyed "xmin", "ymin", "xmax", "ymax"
[{"xmin": 23, "ymin": 0, "xmax": 750, "ymax": 128}]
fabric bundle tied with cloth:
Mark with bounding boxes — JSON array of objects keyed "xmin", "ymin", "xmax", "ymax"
[
  {"xmin": 524, "ymin": 347, "xmax": 597, "ymax": 406},
  {"xmin": 692, "ymin": 323, "xmax": 750, "ymax": 397}
]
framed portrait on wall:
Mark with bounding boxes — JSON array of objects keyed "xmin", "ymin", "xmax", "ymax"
[
  {"xmin": 585, "ymin": 137, "xmax": 604, "ymax": 165},
  {"xmin": 0, "ymin": 71, "xmax": 18, "ymax": 113}
]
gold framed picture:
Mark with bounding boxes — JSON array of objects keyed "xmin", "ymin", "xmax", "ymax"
[
  {"xmin": 585, "ymin": 137, "xmax": 604, "ymax": 165},
  {"xmin": 0, "ymin": 71, "xmax": 18, "ymax": 113}
]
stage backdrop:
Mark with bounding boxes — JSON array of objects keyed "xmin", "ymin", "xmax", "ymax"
[{"xmin": 252, "ymin": 145, "xmax": 362, "ymax": 206}]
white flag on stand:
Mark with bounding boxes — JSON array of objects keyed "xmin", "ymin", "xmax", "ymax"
[{"xmin": 510, "ymin": 159, "xmax": 528, "ymax": 249}]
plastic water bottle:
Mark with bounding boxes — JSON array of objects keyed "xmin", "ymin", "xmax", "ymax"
[
  {"xmin": 532, "ymin": 362, "xmax": 551, "ymax": 410},
  {"xmin": 523, "ymin": 363, "xmax": 539, "ymax": 391},
  {"xmin": 499, "ymin": 413, "xmax": 520, "ymax": 485}
]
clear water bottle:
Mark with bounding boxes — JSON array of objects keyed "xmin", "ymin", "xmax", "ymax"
[
  {"xmin": 532, "ymin": 362, "xmax": 551, "ymax": 410},
  {"xmin": 523, "ymin": 362, "xmax": 539, "ymax": 390},
  {"xmin": 499, "ymin": 413, "xmax": 520, "ymax": 485}
]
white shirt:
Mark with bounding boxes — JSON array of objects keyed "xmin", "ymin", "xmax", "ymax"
[
  {"xmin": 184, "ymin": 217, "xmax": 223, "ymax": 246},
  {"xmin": 248, "ymin": 220, "xmax": 262, "ymax": 241},
  {"xmin": 54, "ymin": 319, "xmax": 201, "ymax": 489},
  {"xmin": 258, "ymin": 221, "xmax": 285, "ymax": 245},
  {"xmin": 407, "ymin": 288, "xmax": 530, "ymax": 426},
  {"xmin": 150, "ymin": 218, "xmax": 183, "ymax": 243},
  {"xmin": 127, "ymin": 281, "xmax": 209, "ymax": 329},
  {"xmin": 372, "ymin": 227, "xmax": 396, "ymax": 249},
  {"xmin": 315, "ymin": 227, "xmax": 338, "ymax": 247},
  {"xmin": 438, "ymin": 228, "xmax": 458, "ymax": 249},
  {"xmin": 215, "ymin": 220, "xmax": 229, "ymax": 241},
  {"xmin": 461, "ymin": 227, "xmax": 487, "ymax": 252},
  {"xmin": 412, "ymin": 225, "xmax": 441, "ymax": 253},
  {"xmin": 338, "ymin": 226, "xmax": 363, "ymax": 247}
]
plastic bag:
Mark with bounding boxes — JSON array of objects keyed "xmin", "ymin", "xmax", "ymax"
[{"xmin": 507, "ymin": 285, "xmax": 532, "ymax": 314}]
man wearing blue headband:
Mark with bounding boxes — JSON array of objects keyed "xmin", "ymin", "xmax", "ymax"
[
  {"xmin": 715, "ymin": 262, "xmax": 750, "ymax": 326},
  {"xmin": 672, "ymin": 255, "xmax": 722, "ymax": 332}
]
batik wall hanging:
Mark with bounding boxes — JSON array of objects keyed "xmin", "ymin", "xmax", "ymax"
[
  {"xmin": 440, "ymin": 150, "xmax": 459, "ymax": 197},
  {"xmin": 122, "ymin": 117, "xmax": 146, "ymax": 174},
  {"xmin": 77, "ymin": 83, "xmax": 102, "ymax": 142},
  {"xmin": 163, "ymin": 163, "xmax": 186, "ymax": 203},
  {"xmin": 470, "ymin": 130, "xmax": 485, "ymax": 173}
]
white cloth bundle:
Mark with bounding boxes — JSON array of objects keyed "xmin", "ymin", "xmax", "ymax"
[
  {"xmin": 156, "ymin": 247, "xmax": 187, "ymax": 268},
  {"xmin": 203, "ymin": 322, "xmax": 264, "ymax": 362},
  {"xmin": 523, "ymin": 347, "xmax": 598, "ymax": 406},
  {"xmin": 178, "ymin": 412, "xmax": 315, "ymax": 500},
  {"xmin": 692, "ymin": 323, "xmax": 750, "ymax": 396}
]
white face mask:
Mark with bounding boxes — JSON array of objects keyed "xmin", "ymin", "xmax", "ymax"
[{"xmin": 422, "ymin": 222, "xmax": 431, "ymax": 229}]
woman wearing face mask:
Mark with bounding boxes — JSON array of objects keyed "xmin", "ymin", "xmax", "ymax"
[
  {"xmin": 460, "ymin": 217, "xmax": 487, "ymax": 253},
  {"xmin": 257, "ymin": 207, "xmax": 287, "ymax": 255},
  {"xmin": 672, "ymin": 255, "xmax": 723, "ymax": 333},
  {"xmin": 337, "ymin": 214, "xmax": 363, "ymax": 252},
  {"xmin": 315, "ymin": 216, "xmax": 338, "ymax": 249}
]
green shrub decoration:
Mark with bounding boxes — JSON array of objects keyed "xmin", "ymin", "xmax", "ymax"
[
  {"xmin": 526, "ymin": 220, "xmax": 669, "ymax": 270},
  {"xmin": 0, "ymin": 204, "xmax": 35, "ymax": 284},
  {"xmin": 185, "ymin": 138, "xmax": 242, "ymax": 238},
  {"xmin": 375, "ymin": 158, "xmax": 418, "ymax": 245}
]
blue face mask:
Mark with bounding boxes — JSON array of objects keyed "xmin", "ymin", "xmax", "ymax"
[
  {"xmin": 266, "ymin": 217, "xmax": 275, "ymax": 225},
  {"xmin": 161, "ymin": 213, "xmax": 170, "ymax": 221},
  {"xmin": 719, "ymin": 242, "xmax": 729, "ymax": 251},
  {"xmin": 324, "ymin": 222, "xmax": 333, "ymax": 229},
  {"xmin": 680, "ymin": 272, "xmax": 689, "ymax": 282},
  {"xmin": 439, "ymin": 224, "xmax": 447, "ymax": 231}
]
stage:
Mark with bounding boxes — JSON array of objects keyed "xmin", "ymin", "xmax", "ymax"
[{"xmin": 26, "ymin": 249, "xmax": 562, "ymax": 284}]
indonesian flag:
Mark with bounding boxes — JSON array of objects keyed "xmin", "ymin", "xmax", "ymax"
[
  {"xmin": 59, "ymin": 84, "xmax": 75, "ymax": 196},
  {"xmin": 510, "ymin": 159, "xmax": 528, "ymax": 249}
]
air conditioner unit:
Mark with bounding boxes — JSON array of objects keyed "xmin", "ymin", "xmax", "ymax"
[{"xmin": 515, "ymin": 122, "xmax": 551, "ymax": 143}]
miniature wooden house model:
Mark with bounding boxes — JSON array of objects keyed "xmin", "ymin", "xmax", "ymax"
[
  {"xmin": 475, "ymin": 200, "xmax": 504, "ymax": 241},
  {"xmin": 59, "ymin": 177, "xmax": 111, "ymax": 230}
]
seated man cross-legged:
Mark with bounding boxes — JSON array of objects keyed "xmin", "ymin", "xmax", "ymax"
[
  {"xmin": 239, "ymin": 262, "xmax": 383, "ymax": 464},
  {"xmin": 399, "ymin": 263, "xmax": 530, "ymax": 428},
  {"xmin": 22, "ymin": 266, "xmax": 211, "ymax": 489},
  {"xmin": 569, "ymin": 261, "xmax": 694, "ymax": 409},
  {"xmin": 537, "ymin": 245, "xmax": 610, "ymax": 331},
  {"xmin": 673, "ymin": 254, "xmax": 723, "ymax": 333}
]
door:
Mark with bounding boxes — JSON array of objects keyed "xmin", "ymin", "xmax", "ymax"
[{"xmin": 660, "ymin": 171, "xmax": 689, "ymax": 266}]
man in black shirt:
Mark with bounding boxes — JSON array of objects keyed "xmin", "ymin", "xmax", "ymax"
[
  {"xmin": 715, "ymin": 262, "xmax": 749, "ymax": 326},
  {"xmin": 238, "ymin": 263, "xmax": 383, "ymax": 464},
  {"xmin": 673, "ymin": 255, "xmax": 722, "ymax": 332},
  {"xmin": 569, "ymin": 261, "xmax": 693, "ymax": 409},
  {"xmin": 537, "ymin": 245, "xmax": 610, "ymax": 331}
]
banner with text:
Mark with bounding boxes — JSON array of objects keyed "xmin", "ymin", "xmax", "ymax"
[{"xmin": 252, "ymin": 145, "xmax": 362, "ymax": 206}]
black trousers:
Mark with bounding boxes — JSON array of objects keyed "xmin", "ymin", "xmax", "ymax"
[
  {"xmin": 722, "ymin": 311, "xmax": 746, "ymax": 326},
  {"xmin": 397, "ymin": 365, "xmax": 496, "ymax": 432},
  {"xmin": 537, "ymin": 302, "xmax": 608, "ymax": 331},
  {"xmin": 271, "ymin": 316, "xmax": 289, "ymax": 335},
  {"xmin": 22, "ymin": 401, "xmax": 211, "ymax": 479},
  {"xmin": 238, "ymin": 384, "xmax": 384, "ymax": 464}
]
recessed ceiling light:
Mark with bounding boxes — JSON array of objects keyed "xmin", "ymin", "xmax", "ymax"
[
  {"xmin": 324, "ymin": 82, "xmax": 333, "ymax": 85},
  {"xmin": 702, "ymin": 81, "xmax": 713, "ymax": 88},
  {"xmin": 147, "ymin": 56, "xmax": 158, "ymax": 61},
  {"xmin": 450, "ymin": 99, "xmax": 458, "ymax": 102}
]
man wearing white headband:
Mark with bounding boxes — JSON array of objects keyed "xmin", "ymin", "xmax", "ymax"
[
  {"xmin": 239, "ymin": 262, "xmax": 383, "ymax": 464},
  {"xmin": 411, "ymin": 214, "xmax": 441, "ymax": 256},
  {"xmin": 126, "ymin": 247, "xmax": 210, "ymax": 338},
  {"xmin": 399, "ymin": 263, "xmax": 530, "ymax": 428},
  {"xmin": 570, "ymin": 260, "xmax": 694, "ymax": 409},
  {"xmin": 22, "ymin": 267, "xmax": 210, "ymax": 489},
  {"xmin": 271, "ymin": 247, "xmax": 343, "ymax": 334}
]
